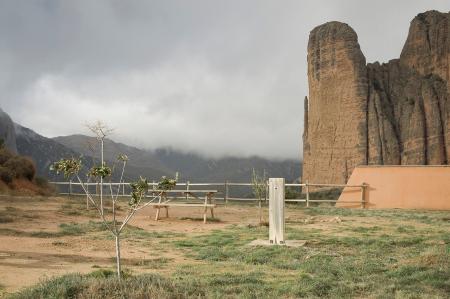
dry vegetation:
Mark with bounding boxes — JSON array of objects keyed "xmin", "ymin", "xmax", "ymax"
[
  {"xmin": 0, "ymin": 195, "xmax": 448, "ymax": 298},
  {"xmin": 0, "ymin": 147, "xmax": 53, "ymax": 196}
]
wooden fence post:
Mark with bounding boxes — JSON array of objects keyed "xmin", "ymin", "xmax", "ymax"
[
  {"xmin": 69, "ymin": 180, "xmax": 72, "ymax": 198},
  {"xmin": 225, "ymin": 180, "xmax": 229, "ymax": 204},
  {"xmin": 86, "ymin": 183, "xmax": 89, "ymax": 209},
  {"xmin": 306, "ymin": 180, "xmax": 310, "ymax": 208},
  {"xmin": 361, "ymin": 182, "xmax": 366, "ymax": 209},
  {"xmin": 265, "ymin": 181, "xmax": 268, "ymax": 202},
  {"xmin": 186, "ymin": 181, "xmax": 190, "ymax": 201}
]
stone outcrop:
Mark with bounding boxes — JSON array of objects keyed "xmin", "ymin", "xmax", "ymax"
[
  {"xmin": 302, "ymin": 10, "xmax": 450, "ymax": 185},
  {"xmin": 0, "ymin": 108, "xmax": 17, "ymax": 153}
]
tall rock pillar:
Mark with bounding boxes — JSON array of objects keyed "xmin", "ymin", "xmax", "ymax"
[{"xmin": 302, "ymin": 22, "xmax": 368, "ymax": 185}]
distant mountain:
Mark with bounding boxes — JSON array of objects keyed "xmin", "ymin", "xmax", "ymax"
[
  {"xmin": 55, "ymin": 135, "xmax": 301, "ymax": 183},
  {"xmin": 154, "ymin": 148, "xmax": 301, "ymax": 183},
  {"xmin": 14, "ymin": 124, "xmax": 95, "ymax": 180},
  {"xmin": 9, "ymin": 121, "xmax": 301, "ymax": 185},
  {"xmin": 15, "ymin": 128, "xmax": 169, "ymax": 181},
  {"xmin": 54, "ymin": 135, "xmax": 171, "ymax": 179}
]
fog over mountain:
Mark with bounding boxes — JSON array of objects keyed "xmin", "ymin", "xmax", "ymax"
[
  {"xmin": 1, "ymin": 1, "xmax": 449, "ymax": 159},
  {"xmin": 54, "ymin": 134, "xmax": 301, "ymax": 183}
]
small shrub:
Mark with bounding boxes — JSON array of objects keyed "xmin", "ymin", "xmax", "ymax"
[
  {"xmin": 0, "ymin": 148, "xmax": 13, "ymax": 165},
  {"xmin": 4, "ymin": 156, "xmax": 36, "ymax": 180},
  {"xmin": 0, "ymin": 166, "xmax": 13, "ymax": 184}
]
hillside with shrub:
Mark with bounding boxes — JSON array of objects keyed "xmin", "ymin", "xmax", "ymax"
[{"xmin": 0, "ymin": 143, "xmax": 53, "ymax": 195}]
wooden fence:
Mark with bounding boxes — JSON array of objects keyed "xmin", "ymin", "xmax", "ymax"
[{"xmin": 50, "ymin": 181, "xmax": 368, "ymax": 208}]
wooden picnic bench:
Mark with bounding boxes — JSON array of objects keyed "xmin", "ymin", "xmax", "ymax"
[{"xmin": 146, "ymin": 190, "xmax": 217, "ymax": 223}]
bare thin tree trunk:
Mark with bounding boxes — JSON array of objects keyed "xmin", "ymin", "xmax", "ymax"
[
  {"xmin": 115, "ymin": 234, "xmax": 122, "ymax": 281},
  {"xmin": 100, "ymin": 139, "xmax": 104, "ymax": 215},
  {"xmin": 259, "ymin": 197, "xmax": 262, "ymax": 224}
]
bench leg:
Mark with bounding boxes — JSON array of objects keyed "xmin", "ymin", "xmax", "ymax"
[
  {"xmin": 155, "ymin": 208, "xmax": 160, "ymax": 221},
  {"xmin": 165, "ymin": 207, "xmax": 169, "ymax": 218},
  {"xmin": 203, "ymin": 206, "xmax": 207, "ymax": 224},
  {"xmin": 210, "ymin": 207, "xmax": 214, "ymax": 218}
]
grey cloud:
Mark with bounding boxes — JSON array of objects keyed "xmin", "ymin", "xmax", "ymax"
[{"xmin": 0, "ymin": 0, "xmax": 449, "ymax": 159}]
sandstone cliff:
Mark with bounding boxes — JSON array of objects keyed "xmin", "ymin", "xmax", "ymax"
[{"xmin": 302, "ymin": 10, "xmax": 450, "ymax": 185}]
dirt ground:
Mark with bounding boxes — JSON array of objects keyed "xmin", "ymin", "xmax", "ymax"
[
  {"xmin": 0, "ymin": 195, "xmax": 283, "ymax": 293},
  {"xmin": 1, "ymin": 195, "xmax": 446, "ymax": 297}
]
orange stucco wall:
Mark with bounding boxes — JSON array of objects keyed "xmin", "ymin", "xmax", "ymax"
[{"xmin": 336, "ymin": 166, "xmax": 450, "ymax": 210}]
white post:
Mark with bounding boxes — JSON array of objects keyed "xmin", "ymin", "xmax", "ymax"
[{"xmin": 269, "ymin": 178, "xmax": 285, "ymax": 245}]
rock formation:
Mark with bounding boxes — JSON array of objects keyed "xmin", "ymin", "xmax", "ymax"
[
  {"xmin": 0, "ymin": 108, "xmax": 17, "ymax": 153},
  {"xmin": 302, "ymin": 10, "xmax": 450, "ymax": 185}
]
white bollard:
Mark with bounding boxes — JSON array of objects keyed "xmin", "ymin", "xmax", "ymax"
[{"xmin": 269, "ymin": 178, "xmax": 285, "ymax": 244}]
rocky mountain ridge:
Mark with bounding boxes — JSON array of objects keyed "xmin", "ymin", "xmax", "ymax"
[
  {"xmin": 302, "ymin": 10, "xmax": 449, "ymax": 184},
  {"xmin": 0, "ymin": 110, "xmax": 301, "ymax": 183},
  {"xmin": 0, "ymin": 108, "xmax": 17, "ymax": 153}
]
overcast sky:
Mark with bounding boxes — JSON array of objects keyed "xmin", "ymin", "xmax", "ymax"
[{"xmin": 0, "ymin": 1, "xmax": 449, "ymax": 160}]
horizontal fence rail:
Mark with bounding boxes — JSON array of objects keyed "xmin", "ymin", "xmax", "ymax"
[{"xmin": 49, "ymin": 180, "xmax": 368, "ymax": 207}]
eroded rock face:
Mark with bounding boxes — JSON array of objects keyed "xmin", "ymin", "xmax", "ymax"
[
  {"xmin": 303, "ymin": 22, "xmax": 368, "ymax": 184},
  {"xmin": 0, "ymin": 108, "xmax": 17, "ymax": 153},
  {"xmin": 400, "ymin": 11, "xmax": 450, "ymax": 89},
  {"xmin": 302, "ymin": 10, "xmax": 450, "ymax": 184}
]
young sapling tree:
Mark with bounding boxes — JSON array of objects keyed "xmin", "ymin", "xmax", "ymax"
[
  {"xmin": 51, "ymin": 122, "xmax": 177, "ymax": 280},
  {"xmin": 86, "ymin": 121, "xmax": 114, "ymax": 215},
  {"xmin": 251, "ymin": 168, "xmax": 267, "ymax": 225}
]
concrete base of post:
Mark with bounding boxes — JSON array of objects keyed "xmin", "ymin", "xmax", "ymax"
[{"xmin": 248, "ymin": 239, "xmax": 307, "ymax": 247}]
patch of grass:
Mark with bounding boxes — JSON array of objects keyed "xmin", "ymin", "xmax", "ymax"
[
  {"xmin": 8, "ymin": 272, "xmax": 206, "ymax": 299},
  {"xmin": 0, "ymin": 207, "xmax": 39, "ymax": 223},
  {"xmin": 170, "ymin": 208, "xmax": 449, "ymax": 298},
  {"xmin": 201, "ymin": 271, "xmax": 271, "ymax": 297},
  {"xmin": 133, "ymin": 257, "xmax": 173, "ymax": 269},
  {"xmin": 303, "ymin": 207, "xmax": 448, "ymax": 224},
  {"xmin": 58, "ymin": 202, "xmax": 98, "ymax": 218},
  {"xmin": 88, "ymin": 268, "xmax": 116, "ymax": 279},
  {"xmin": 59, "ymin": 221, "xmax": 109, "ymax": 235},
  {"xmin": 27, "ymin": 221, "xmax": 108, "ymax": 238},
  {"xmin": 0, "ymin": 221, "xmax": 108, "ymax": 238},
  {"xmin": 86, "ymin": 268, "xmax": 133, "ymax": 280},
  {"xmin": 119, "ymin": 225, "xmax": 185, "ymax": 240}
]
